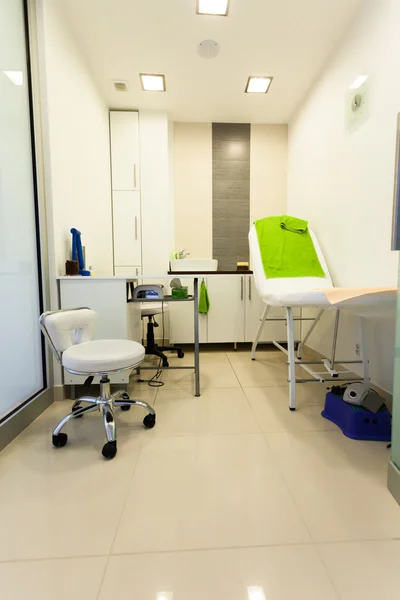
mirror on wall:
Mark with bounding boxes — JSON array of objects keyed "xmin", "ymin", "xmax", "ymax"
[{"xmin": 392, "ymin": 113, "xmax": 400, "ymax": 250}]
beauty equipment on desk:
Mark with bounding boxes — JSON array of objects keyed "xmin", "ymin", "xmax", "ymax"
[
  {"xmin": 169, "ymin": 278, "xmax": 188, "ymax": 299},
  {"xmin": 133, "ymin": 284, "xmax": 164, "ymax": 300}
]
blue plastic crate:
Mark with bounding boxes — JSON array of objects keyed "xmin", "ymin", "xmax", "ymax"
[{"xmin": 322, "ymin": 392, "xmax": 391, "ymax": 442}]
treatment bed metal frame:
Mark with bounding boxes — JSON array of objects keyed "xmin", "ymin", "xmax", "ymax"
[{"xmin": 251, "ymin": 306, "xmax": 368, "ymax": 410}]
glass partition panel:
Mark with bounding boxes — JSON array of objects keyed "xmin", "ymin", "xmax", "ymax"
[{"xmin": 0, "ymin": 0, "xmax": 44, "ymax": 420}]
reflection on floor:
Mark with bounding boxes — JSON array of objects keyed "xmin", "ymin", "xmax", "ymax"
[{"xmin": 1, "ymin": 347, "xmax": 399, "ymax": 600}]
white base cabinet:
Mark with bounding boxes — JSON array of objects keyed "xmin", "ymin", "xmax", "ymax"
[
  {"xmin": 206, "ymin": 276, "xmax": 245, "ymax": 343},
  {"xmin": 169, "ymin": 274, "xmax": 300, "ymax": 345}
]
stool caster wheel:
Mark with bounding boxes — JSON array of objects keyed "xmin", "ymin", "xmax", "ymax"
[
  {"xmin": 289, "ymin": 407, "xmax": 296, "ymax": 412},
  {"xmin": 177, "ymin": 350, "xmax": 185, "ymax": 359},
  {"xmin": 52, "ymin": 433, "xmax": 68, "ymax": 448},
  {"xmin": 143, "ymin": 413, "xmax": 156, "ymax": 429},
  {"xmin": 102, "ymin": 441, "xmax": 117, "ymax": 459},
  {"xmin": 163, "ymin": 360, "xmax": 169, "ymax": 368},
  {"xmin": 120, "ymin": 393, "xmax": 130, "ymax": 411},
  {"xmin": 72, "ymin": 404, "xmax": 83, "ymax": 418}
]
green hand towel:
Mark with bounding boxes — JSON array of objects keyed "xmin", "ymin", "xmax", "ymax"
[
  {"xmin": 198, "ymin": 281, "xmax": 210, "ymax": 314},
  {"xmin": 280, "ymin": 215, "xmax": 308, "ymax": 234},
  {"xmin": 254, "ymin": 215, "xmax": 325, "ymax": 279}
]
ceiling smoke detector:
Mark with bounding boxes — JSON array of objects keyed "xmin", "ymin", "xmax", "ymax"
[
  {"xmin": 197, "ymin": 39, "xmax": 220, "ymax": 59},
  {"xmin": 113, "ymin": 80, "xmax": 128, "ymax": 92}
]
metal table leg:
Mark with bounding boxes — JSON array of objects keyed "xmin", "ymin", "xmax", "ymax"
[
  {"xmin": 330, "ymin": 310, "xmax": 340, "ymax": 369},
  {"xmin": 360, "ymin": 316, "xmax": 370, "ymax": 384},
  {"xmin": 286, "ymin": 307, "xmax": 296, "ymax": 411},
  {"xmin": 194, "ymin": 277, "xmax": 201, "ymax": 397}
]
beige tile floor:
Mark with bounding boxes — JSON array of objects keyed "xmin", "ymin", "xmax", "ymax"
[{"xmin": 1, "ymin": 347, "xmax": 400, "ymax": 599}]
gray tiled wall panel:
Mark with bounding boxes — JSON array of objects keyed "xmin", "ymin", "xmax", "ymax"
[{"xmin": 212, "ymin": 123, "xmax": 250, "ymax": 271}]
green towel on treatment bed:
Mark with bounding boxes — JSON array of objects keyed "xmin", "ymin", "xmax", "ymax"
[
  {"xmin": 198, "ymin": 281, "xmax": 210, "ymax": 314},
  {"xmin": 254, "ymin": 215, "xmax": 325, "ymax": 279},
  {"xmin": 280, "ymin": 215, "xmax": 308, "ymax": 234}
]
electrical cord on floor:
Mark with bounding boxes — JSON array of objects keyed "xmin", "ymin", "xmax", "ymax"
[{"xmin": 148, "ymin": 302, "xmax": 165, "ymax": 388}]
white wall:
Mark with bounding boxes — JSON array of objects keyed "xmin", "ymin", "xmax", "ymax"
[
  {"xmin": 174, "ymin": 123, "xmax": 213, "ymax": 258},
  {"xmin": 250, "ymin": 124, "xmax": 288, "ymax": 223},
  {"xmin": 287, "ymin": 0, "xmax": 400, "ymax": 392},
  {"xmin": 173, "ymin": 123, "xmax": 288, "ymax": 257},
  {"xmin": 36, "ymin": 0, "xmax": 113, "ymax": 277}
]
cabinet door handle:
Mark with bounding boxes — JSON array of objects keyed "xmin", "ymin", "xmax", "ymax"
[
  {"xmin": 135, "ymin": 216, "xmax": 138, "ymax": 240},
  {"xmin": 248, "ymin": 276, "xmax": 252, "ymax": 301},
  {"xmin": 133, "ymin": 164, "xmax": 137, "ymax": 188},
  {"xmin": 136, "ymin": 267, "xmax": 139, "ymax": 276},
  {"xmin": 241, "ymin": 276, "xmax": 244, "ymax": 301}
]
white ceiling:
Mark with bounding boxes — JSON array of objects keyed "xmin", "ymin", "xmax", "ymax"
[{"xmin": 58, "ymin": 0, "xmax": 363, "ymax": 123}]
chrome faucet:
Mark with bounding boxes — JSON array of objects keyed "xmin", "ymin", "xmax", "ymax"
[{"xmin": 178, "ymin": 250, "xmax": 190, "ymax": 259}]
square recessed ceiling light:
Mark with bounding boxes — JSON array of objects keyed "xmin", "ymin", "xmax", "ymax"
[
  {"xmin": 2, "ymin": 70, "xmax": 23, "ymax": 86},
  {"xmin": 245, "ymin": 76, "xmax": 273, "ymax": 94},
  {"xmin": 350, "ymin": 75, "xmax": 369, "ymax": 89},
  {"xmin": 196, "ymin": 0, "xmax": 229, "ymax": 16},
  {"xmin": 140, "ymin": 73, "xmax": 166, "ymax": 92},
  {"xmin": 247, "ymin": 587, "xmax": 266, "ymax": 600}
]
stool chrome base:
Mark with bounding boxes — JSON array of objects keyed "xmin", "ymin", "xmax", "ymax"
[{"xmin": 52, "ymin": 377, "xmax": 156, "ymax": 459}]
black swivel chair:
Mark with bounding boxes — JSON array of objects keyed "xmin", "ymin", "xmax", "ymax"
[{"xmin": 141, "ymin": 304, "xmax": 184, "ymax": 367}]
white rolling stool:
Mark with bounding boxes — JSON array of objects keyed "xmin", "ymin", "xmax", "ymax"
[{"xmin": 40, "ymin": 307, "xmax": 156, "ymax": 459}]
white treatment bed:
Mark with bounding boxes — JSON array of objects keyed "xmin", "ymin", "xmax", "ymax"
[{"xmin": 249, "ymin": 224, "xmax": 397, "ymax": 410}]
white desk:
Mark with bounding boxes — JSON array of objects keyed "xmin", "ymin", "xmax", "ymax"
[{"xmin": 57, "ymin": 275, "xmax": 201, "ymax": 396}]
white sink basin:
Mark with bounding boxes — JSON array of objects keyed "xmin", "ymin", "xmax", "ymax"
[{"xmin": 170, "ymin": 259, "xmax": 218, "ymax": 272}]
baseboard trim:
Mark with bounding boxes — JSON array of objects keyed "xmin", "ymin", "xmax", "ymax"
[
  {"xmin": 54, "ymin": 385, "xmax": 65, "ymax": 402},
  {"xmin": 388, "ymin": 460, "xmax": 400, "ymax": 505},
  {"xmin": 0, "ymin": 387, "xmax": 54, "ymax": 453}
]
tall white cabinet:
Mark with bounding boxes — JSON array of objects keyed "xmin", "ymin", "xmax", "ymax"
[
  {"xmin": 113, "ymin": 191, "xmax": 141, "ymax": 267},
  {"xmin": 110, "ymin": 111, "xmax": 140, "ymax": 191},
  {"xmin": 110, "ymin": 111, "xmax": 142, "ymax": 276}
]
